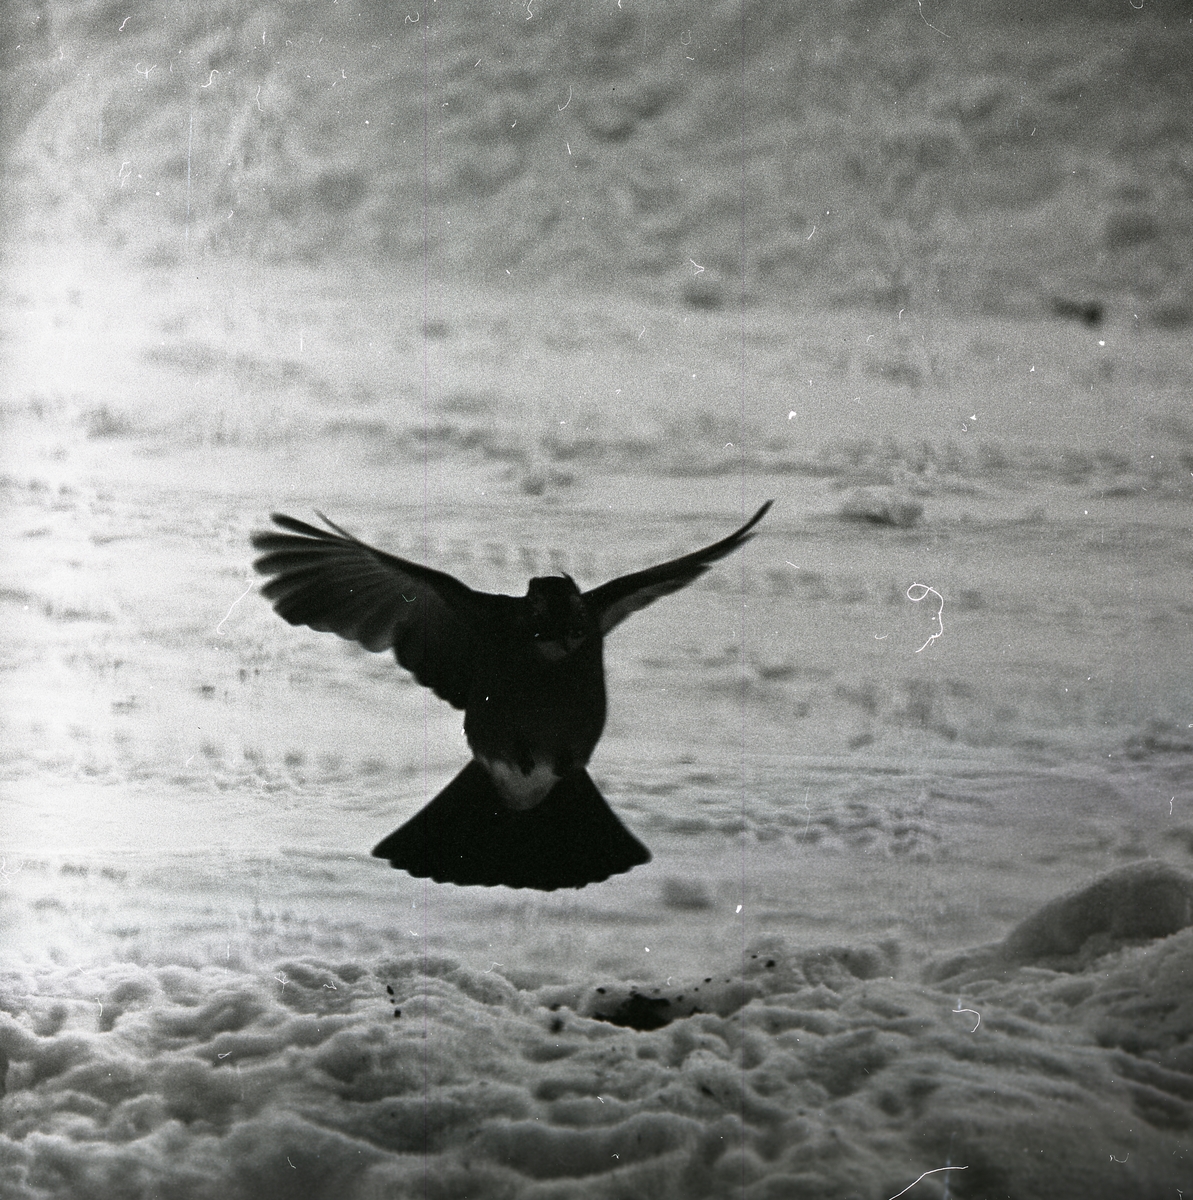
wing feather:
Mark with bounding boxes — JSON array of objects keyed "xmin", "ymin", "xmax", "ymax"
[
  {"xmin": 251, "ymin": 513, "xmax": 480, "ymax": 708},
  {"xmin": 584, "ymin": 501, "xmax": 772, "ymax": 636}
]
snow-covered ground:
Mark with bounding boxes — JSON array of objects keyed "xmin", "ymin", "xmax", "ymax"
[
  {"xmin": 2, "ymin": 242, "xmax": 1191, "ymax": 1197},
  {"xmin": 3, "ymin": 3, "xmax": 1193, "ymax": 1192}
]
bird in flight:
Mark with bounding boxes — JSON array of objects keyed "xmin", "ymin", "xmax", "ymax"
[{"xmin": 251, "ymin": 501, "xmax": 772, "ymax": 890}]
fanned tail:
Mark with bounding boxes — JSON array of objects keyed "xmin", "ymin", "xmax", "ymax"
[{"xmin": 372, "ymin": 761, "xmax": 651, "ymax": 890}]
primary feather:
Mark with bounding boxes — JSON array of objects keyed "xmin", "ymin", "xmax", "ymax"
[
  {"xmin": 584, "ymin": 500, "xmax": 772, "ymax": 635},
  {"xmin": 250, "ymin": 513, "xmax": 480, "ymax": 708}
]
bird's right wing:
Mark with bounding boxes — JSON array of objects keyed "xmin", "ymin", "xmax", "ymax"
[
  {"xmin": 251, "ymin": 513, "xmax": 480, "ymax": 709},
  {"xmin": 584, "ymin": 501, "xmax": 772, "ymax": 636}
]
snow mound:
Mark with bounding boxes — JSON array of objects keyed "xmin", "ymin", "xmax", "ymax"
[{"xmin": 3, "ymin": 865, "xmax": 1191, "ymax": 1197}]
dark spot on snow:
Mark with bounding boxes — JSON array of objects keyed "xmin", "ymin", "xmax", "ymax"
[
  {"xmin": 592, "ymin": 992, "xmax": 674, "ymax": 1032},
  {"xmin": 1050, "ymin": 296, "xmax": 1104, "ymax": 326}
]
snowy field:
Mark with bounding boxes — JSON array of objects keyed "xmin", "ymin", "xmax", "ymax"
[
  {"xmin": 3, "ymin": 1, "xmax": 1193, "ymax": 1196},
  {"xmin": 2, "ymin": 243, "xmax": 1192, "ymax": 1198}
]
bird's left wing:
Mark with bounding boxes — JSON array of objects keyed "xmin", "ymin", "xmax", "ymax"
[
  {"xmin": 583, "ymin": 501, "xmax": 773, "ymax": 637},
  {"xmin": 251, "ymin": 513, "xmax": 481, "ymax": 708}
]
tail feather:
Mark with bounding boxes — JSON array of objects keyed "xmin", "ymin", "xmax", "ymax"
[{"xmin": 372, "ymin": 761, "xmax": 651, "ymax": 890}]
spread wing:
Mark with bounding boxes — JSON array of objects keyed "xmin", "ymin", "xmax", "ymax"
[
  {"xmin": 251, "ymin": 513, "xmax": 480, "ymax": 708},
  {"xmin": 583, "ymin": 501, "xmax": 772, "ymax": 637}
]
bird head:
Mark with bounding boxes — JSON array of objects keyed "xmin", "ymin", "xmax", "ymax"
[{"xmin": 525, "ymin": 575, "xmax": 592, "ymax": 659}]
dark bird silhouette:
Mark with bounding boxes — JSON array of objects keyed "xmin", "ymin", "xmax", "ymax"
[{"xmin": 250, "ymin": 501, "xmax": 772, "ymax": 890}]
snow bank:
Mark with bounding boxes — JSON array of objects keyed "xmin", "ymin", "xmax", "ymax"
[
  {"xmin": 6, "ymin": 0, "xmax": 1190, "ymax": 321},
  {"xmin": 3, "ymin": 863, "xmax": 1190, "ymax": 1199}
]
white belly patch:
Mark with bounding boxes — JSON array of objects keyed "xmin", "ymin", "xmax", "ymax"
[{"xmin": 477, "ymin": 756, "xmax": 561, "ymax": 811}]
